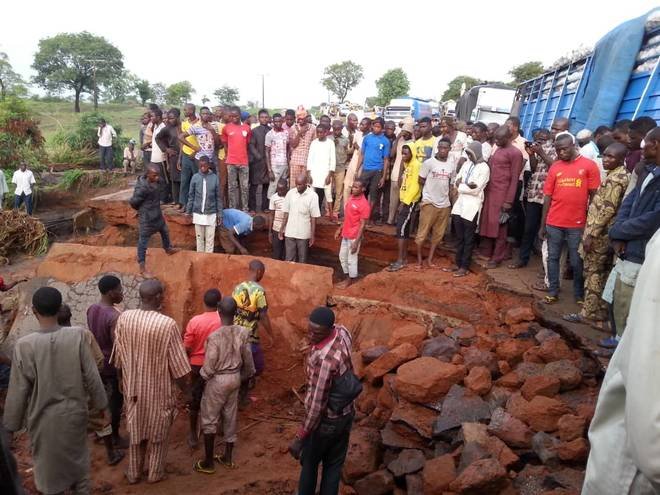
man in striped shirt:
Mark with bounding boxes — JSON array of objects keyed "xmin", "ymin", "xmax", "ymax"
[
  {"xmin": 289, "ymin": 307, "xmax": 355, "ymax": 495},
  {"xmin": 112, "ymin": 279, "xmax": 191, "ymax": 484}
]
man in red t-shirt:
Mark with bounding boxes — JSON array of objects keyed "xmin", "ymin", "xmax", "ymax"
[
  {"xmin": 334, "ymin": 179, "xmax": 371, "ymax": 288},
  {"xmin": 183, "ymin": 288, "xmax": 222, "ymax": 448},
  {"xmin": 222, "ymin": 106, "xmax": 252, "ymax": 211},
  {"xmin": 539, "ymin": 133, "xmax": 601, "ymax": 303}
]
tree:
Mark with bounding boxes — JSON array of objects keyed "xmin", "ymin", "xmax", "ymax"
[
  {"xmin": 134, "ymin": 78, "xmax": 154, "ymax": 106},
  {"xmin": 321, "ymin": 60, "xmax": 364, "ymax": 103},
  {"xmin": 214, "ymin": 85, "xmax": 239, "ymax": 106},
  {"xmin": 509, "ymin": 61, "xmax": 544, "ymax": 85},
  {"xmin": 32, "ymin": 32, "xmax": 124, "ymax": 112},
  {"xmin": 0, "ymin": 52, "xmax": 24, "ymax": 100},
  {"xmin": 201, "ymin": 95, "xmax": 210, "ymax": 105},
  {"xmin": 103, "ymin": 70, "xmax": 137, "ymax": 103},
  {"xmin": 441, "ymin": 75, "xmax": 482, "ymax": 101},
  {"xmin": 375, "ymin": 68, "xmax": 410, "ymax": 107},
  {"xmin": 151, "ymin": 83, "xmax": 166, "ymax": 106},
  {"xmin": 166, "ymin": 81, "xmax": 195, "ymax": 106}
]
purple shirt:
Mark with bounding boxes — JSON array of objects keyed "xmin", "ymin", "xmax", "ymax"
[{"xmin": 87, "ymin": 303, "xmax": 120, "ymax": 377}]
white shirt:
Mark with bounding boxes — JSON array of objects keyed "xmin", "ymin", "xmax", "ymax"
[
  {"xmin": 306, "ymin": 139, "xmax": 336, "ymax": 189},
  {"xmin": 97, "ymin": 124, "xmax": 117, "ymax": 147},
  {"xmin": 580, "ymin": 141, "xmax": 605, "ymax": 180},
  {"xmin": 150, "ymin": 122, "xmax": 166, "ymax": 163},
  {"xmin": 451, "ymin": 161, "xmax": 490, "ymax": 222},
  {"xmin": 481, "ymin": 141, "xmax": 493, "ymax": 163},
  {"xmin": 583, "ymin": 230, "xmax": 660, "ymax": 495},
  {"xmin": 283, "ymin": 187, "xmax": 321, "ymax": 240},
  {"xmin": 11, "ymin": 169, "xmax": 36, "ymax": 196}
]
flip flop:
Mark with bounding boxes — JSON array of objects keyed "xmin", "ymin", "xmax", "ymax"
[
  {"xmin": 442, "ymin": 267, "xmax": 458, "ymax": 273},
  {"xmin": 598, "ymin": 337, "xmax": 619, "ymax": 349},
  {"xmin": 453, "ymin": 270, "xmax": 468, "ymax": 278},
  {"xmin": 507, "ymin": 261, "xmax": 526, "ymax": 269},
  {"xmin": 215, "ymin": 455, "xmax": 238, "ymax": 469},
  {"xmin": 544, "ymin": 295, "xmax": 559, "ymax": 304},
  {"xmin": 193, "ymin": 460, "xmax": 216, "ymax": 474}
]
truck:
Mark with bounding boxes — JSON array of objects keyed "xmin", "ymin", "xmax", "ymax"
[
  {"xmin": 384, "ymin": 97, "xmax": 433, "ymax": 123},
  {"xmin": 456, "ymin": 84, "xmax": 516, "ymax": 125},
  {"xmin": 513, "ymin": 8, "xmax": 660, "ymax": 138}
]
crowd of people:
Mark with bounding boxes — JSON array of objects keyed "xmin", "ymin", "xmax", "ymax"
[
  {"xmin": 1, "ymin": 259, "xmax": 358, "ymax": 495},
  {"xmin": 129, "ymin": 102, "xmax": 659, "ymax": 339}
]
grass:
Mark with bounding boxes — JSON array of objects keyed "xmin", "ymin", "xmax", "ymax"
[{"xmin": 26, "ymin": 100, "xmax": 145, "ymax": 144}]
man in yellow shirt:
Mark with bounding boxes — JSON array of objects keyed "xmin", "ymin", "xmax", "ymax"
[
  {"xmin": 180, "ymin": 103, "xmax": 200, "ymax": 206},
  {"xmin": 388, "ymin": 144, "xmax": 421, "ymax": 271}
]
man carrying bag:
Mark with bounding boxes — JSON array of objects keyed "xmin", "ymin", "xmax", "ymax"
[{"xmin": 289, "ymin": 306, "xmax": 362, "ymax": 495}]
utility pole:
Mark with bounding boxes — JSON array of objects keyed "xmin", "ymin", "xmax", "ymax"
[
  {"xmin": 261, "ymin": 74, "xmax": 265, "ymax": 108},
  {"xmin": 85, "ymin": 58, "xmax": 106, "ymax": 110}
]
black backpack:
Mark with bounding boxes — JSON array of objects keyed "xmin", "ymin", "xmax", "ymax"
[{"xmin": 327, "ymin": 368, "xmax": 362, "ymax": 413}]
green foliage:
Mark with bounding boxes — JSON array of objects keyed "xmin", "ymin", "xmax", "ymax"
[
  {"xmin": 0, "ymin": 52, "xmax": 24, "ymax": 100},
  {"xmin": 47, "ymin": 142, "xmax": 98, "ymax": 165},
  {"xmin": 214, "ymin": 85, "xmax": 239, "ymax": 106},
  {"xmin": 166, "ymin": 81, "xmax": 195, "ymax": 106},
  {"xmin": 134, "ymin": 79, "xmax": 153, "ymax": 105},
  {"xmin": 441, "ymin": 75, "xmax": 482, "ymax": 101},
  {"xmin": 103, "ymin": 71, "xmax": 138, "ymax": 103},
  {"xmin": 51, "ymin": 111, "xmax": 126, "ymax": 167},
  {"xmin": 321, "ymin": 61, "xmax": 364, "ymax": 103},
  {"xmin": 151, "ymin": 83, "xmax": 166, "ymax": 105},
  {"xmin": 59, "ymin": 169, "xmax": 117, "ymax": 192},
  {"xmin": 0, "ymin": 97, "xmax": 47, "ymax": 169},
  {"xmin": 32, "ymin": 31, "xmax": 124, "ymax": 112},
  {"xmin": 509, "ymin": 61, "xmax": 544, "ymax": 85},
  {"xmin": 375, "ymin": 69, "xmax": 410, "ymax": 107}
]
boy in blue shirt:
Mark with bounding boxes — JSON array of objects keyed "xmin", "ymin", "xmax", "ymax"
[
  {"xmin": 219, "ymin": 209, "xmax": 267, "ymax": 255},
  {"xmin": 357, "ymin": 117, "xmax": 391, "ymax": 219}
]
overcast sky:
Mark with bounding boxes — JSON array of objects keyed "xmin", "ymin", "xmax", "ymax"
[{"xmin": 1, "ymin": 0, "xmax": 658, "ymax": 109}]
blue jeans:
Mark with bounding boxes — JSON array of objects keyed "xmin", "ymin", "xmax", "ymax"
[
  {"xmin": 546, "ymin": 225, "xmax": 584, "ymax": 299},
  {"xmin": 137, "ymin": 223, "xmax": 172, "ymax": 264},
  {"xmin": 179, "ymin": 154, "xmax": 198, "ymax": 205},
  {"xmin": 14, "ymin": 193, "xmax": 33, "ymax": 215}
]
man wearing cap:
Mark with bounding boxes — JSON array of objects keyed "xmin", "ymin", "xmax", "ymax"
[
  {"xmin": 123, "ymin": 140, "xmax": 137, "ymax": 174},
  {"xmin": 577, "ymin": 129, "xmax": 606, "ymax": 180},
  {"xmin": 289, "ymin": 107, "xmax": 317, "ymax": 185},
  {"xmin": 289, "ymin": 306, "xmax": 356, "ymax": 495}
]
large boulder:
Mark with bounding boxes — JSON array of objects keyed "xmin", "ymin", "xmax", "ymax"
[
  {"xmin": 557, "ymin": 414, "xmax": 587, "ymax": 442},
  {"xmin": 422, "ymin": 454, "xmax": 456, "ymax": 495},
  {"xmin": 422, "ymin": 335, "xmax": 459, "ymax": 362},
  {"xmin": 433, "ymin": 385, "xmax": 491, "ymax": 436},
  {"xmin": 464, "ymin": 366, "xmax": 492, "ymax": 395},
  {"xmin": 504, "ymin": 306, "xmax": 535, "ymax": 325},
  {"xmin": 396, "ymin": 357, "xmax": 466, "ymax": 404},
  {"xmin": 538, "ymin": 339, "xmax": 574, "ymax": 362},
  {"xmin": 543, "ymin": 360, "xmax": 583, "ymax": 391},
  {"xmin": 449, "ymin": 458, "xmax": 508, "ymax": 494},
  {"xmin": 353, "ymin": 469, "xmax": 394, "ymax": 495},
  {"xmin": 521, "ymin": 375, "xmax": 561, "ymax": 400},
  {"xmin": 343, "ymin": 427, "xmax": 382, "ymax": 483},
  {"xmin": 487, "ymin": 407, "xmax": 533, "ymax": 448},
  {"xmin": 390, "ymin": 400, "xmax": 437, "ymax": 439},
  {"xmin": 386, "ymin": 449, "xmax": 426, "ymax": 477},
  {"xmin": 388, "ymin": 323, "xmax": 428, "ymax": 349},
  {"xmin": 516, "ymin": 396, "xmax": 573, "ymax": 432},
  {"xmin": 364, "ymin": 343, "xmax": 418, "ymax": 383}
]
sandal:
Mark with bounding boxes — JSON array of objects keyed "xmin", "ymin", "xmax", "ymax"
[
  {"xmin": 442, "ymin": 267, "xmax": 458, "ymax": 273},
  {"xmin": 544, "ymin": 295, "xmax": 559, "ymax": 304},
  {"xmin": 485, "ymin": 261, "xmax": 499, "ymax": 269},
  {"xmin": 215, "ymin": 455, "xmax": 238, "ymax": 469},
  {"xmin": 598, "ymin": 337, "xmax": 619, "ymax": 349},
  {"xmin": 193, "ymin": 460, "xmax": 216, "ymax": 474},
  {"xmin": 453, "ymin": 269, "xmax": 469, "ymax": 278},
  {"xmin": 387, "ymin": 262, "xmax": 405, "ymax": 272},
  {"xmin": 507, "ymin": 261, "xmax": 526, "ymax": 269}
]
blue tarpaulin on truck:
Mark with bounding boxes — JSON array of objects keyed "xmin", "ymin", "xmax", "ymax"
[{"xmin": 572, "ymin": 11, "xmax": 650, "ymax": 130}]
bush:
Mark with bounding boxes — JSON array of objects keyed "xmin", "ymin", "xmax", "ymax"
[
  {"xmin": 59, "ymin": 169, "xmax": 118, "ymax": 192},
  {"xmin": 0, "ymin": 97, "xmax": 47, "ymax": 170},
  {"xmin": 52, "ymin": 111, "xmax": 127, "ymax": 168}
]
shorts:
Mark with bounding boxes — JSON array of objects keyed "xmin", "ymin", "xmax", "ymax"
[
  {"xmin": 190, "ymin": 365, "xmax": 205, "ymax": 411},
  {"xmin": 415, "ymin": 203, "xmax": 451, "ymax": 245},
  {"xmin": 395, "ymin": 201, "xmax": 418, "ymax": 239},
  {"xmin": 360, "ymin": 170, "xmax": 382, "ymax": 199}
]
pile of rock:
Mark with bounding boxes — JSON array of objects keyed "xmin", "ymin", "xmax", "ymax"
[{"xmin": 342, "ymin": 305, "xmax": 600, "ymax": 495}]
